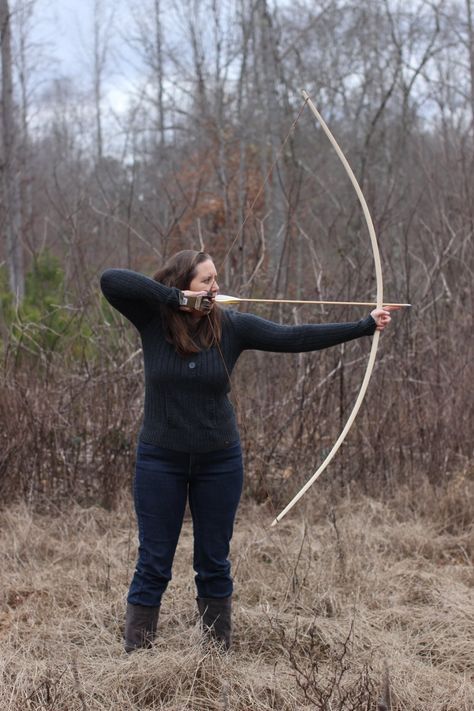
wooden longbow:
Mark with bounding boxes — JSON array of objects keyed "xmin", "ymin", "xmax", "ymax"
[{"xmin": 270, "ymin": 90, "xmax": 385, "ymax": 526}]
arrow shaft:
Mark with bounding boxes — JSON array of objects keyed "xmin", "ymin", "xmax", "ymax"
[{"xmin": 215, "ymin": 295, "xmax": 410, "ymax": 308}]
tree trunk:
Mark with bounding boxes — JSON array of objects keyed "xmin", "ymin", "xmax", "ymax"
[
  {"xmin": 0, "ymin": 0, "xmax": 24, "ymax": 303},
  {"xmin": 153, "ymin": 0, "xmax": 165, "ymax": 148},
  {"xmin": 466, "ymin": 0, "xmax": 474, "ymax": 129}
]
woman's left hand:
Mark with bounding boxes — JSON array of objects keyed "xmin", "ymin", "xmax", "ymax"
[{"xmin": 370, "ymin": 305, "xmax": 401, "ymax": 331}]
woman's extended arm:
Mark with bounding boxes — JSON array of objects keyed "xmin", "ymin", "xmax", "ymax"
[{"xmin": 229, "ymin": 310, "xmax": 377, "ymax": 353}]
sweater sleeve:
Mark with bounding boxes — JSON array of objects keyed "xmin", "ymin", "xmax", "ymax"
[
  {"xmin": 228, "ymin": 310, "xmax": 376, "ymax": 353},
  {"xmin": 100, "ymin": 268, "xmax": 181, "ymax": 330}
]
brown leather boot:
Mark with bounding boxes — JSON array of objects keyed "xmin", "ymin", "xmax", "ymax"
[
  {"xmin": 196, "ymin": 596, "xmax": 232, "ymax": 650},
  {"xmin": 124, "ymin": 602, "xmax": 160, "ymax": 653}
]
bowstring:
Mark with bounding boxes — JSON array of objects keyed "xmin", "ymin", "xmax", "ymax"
[
  {"xmin": 208, "ymin": 96, "xmax": 311, "ymax": 563},
  {"xmin": 207, "ymin": 313, "xmax": 295, "ymax": 573},
  {"xmin": 218, "ymin": 97, "xmax": 309, "ymax": 272}
]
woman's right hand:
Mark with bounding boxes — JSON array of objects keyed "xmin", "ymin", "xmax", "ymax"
[{"xmin": 180, "ymin": 290, "xmax": 214, "ymax": 313}]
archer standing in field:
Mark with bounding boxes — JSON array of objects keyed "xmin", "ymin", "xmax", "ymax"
[{"xmin": 100, "ymin": 250, "xmax": 395, "ymax": 652}]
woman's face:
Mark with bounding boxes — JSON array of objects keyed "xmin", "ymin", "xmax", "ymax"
[{"xmin": 189, "ymin": 259, "xmax": 219, "ymax": 296}]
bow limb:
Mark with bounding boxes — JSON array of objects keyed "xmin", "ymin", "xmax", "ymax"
[{"xmin": 271, "ymin": 91, "xmax": 384, "ymax": 527}]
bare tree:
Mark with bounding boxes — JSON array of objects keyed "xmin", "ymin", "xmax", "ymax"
[
  {"xmin": 92, "ymin": 0, "xmax": 115, "ymax": 164},
  {"xmin": 12, "ymin": 0, "xmax": 43, "ymax": 260},
  {"xmin": 465, "ymin": 0, "xmax": 474, "ymax": 128},
  {"xmin": 0, "ymin": 0, "xmax": 24, "ymax": 302}
]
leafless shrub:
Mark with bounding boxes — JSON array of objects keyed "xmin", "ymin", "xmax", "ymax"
[{"xmin": 276, "ymin": 618, "xmax": 378, "ymax": 710}]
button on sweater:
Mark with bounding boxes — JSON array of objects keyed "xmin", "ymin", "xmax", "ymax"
[{"xmin": 100, "ymin": 269, "xmax": 377, "ymax": 453}]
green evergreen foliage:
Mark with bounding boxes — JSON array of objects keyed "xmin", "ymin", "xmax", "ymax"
[
  {"xmin": 0, "ymin": 251, "xmax": 94, "ymax": 360},
  {"xmin": 0, "ymin": 265, "xmax": 14, "ymax": 324}
]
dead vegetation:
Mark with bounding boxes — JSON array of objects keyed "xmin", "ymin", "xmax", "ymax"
[
  {"xmin": 0, "ymin": 482, "xmax": 472, "ymax": 711},
  {"xmin": 1, "ymin": 1, "xmax": 474, "ymax": 706}
]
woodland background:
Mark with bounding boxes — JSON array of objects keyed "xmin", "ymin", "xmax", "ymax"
[
  {"xmin": 1, "ymin": 0, "xmax": 473, "ymax": 506},
  {"xmin": 0, "ymin": 1, "xmax": 473, "ymax": 709}
]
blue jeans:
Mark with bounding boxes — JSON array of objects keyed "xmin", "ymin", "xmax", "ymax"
[{"xmin": 128, "ymin": 439, "xmax": 244, "ymax": 607}]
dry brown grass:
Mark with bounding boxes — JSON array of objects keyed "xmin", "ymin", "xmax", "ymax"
[{"xmin": 0, "ymin": 483, "xmax": 473, "ymax": 710}]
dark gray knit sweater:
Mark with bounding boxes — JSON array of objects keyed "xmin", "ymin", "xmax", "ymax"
[{"xmin": 100, "ymin": 269, "xmax": 376, "ymax": 453}]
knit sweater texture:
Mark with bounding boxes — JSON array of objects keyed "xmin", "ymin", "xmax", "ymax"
[{"xmin": 100, "ymin": 269, "xmax": 376, "ymax": 453}]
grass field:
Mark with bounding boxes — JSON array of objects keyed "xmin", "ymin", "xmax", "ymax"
[{"xmin": 0, "ymin": 476, "xmax": 472, "ymax": 710}]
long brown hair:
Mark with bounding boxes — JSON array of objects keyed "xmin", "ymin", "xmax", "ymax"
[{"xmin": 153, "ymin": 250, "xmax": 222, "ymax": 356}]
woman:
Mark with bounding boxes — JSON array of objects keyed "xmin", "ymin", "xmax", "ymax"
[{"xmin": 100, "ymin": 250, "xmax": 394, "ymax": 652}]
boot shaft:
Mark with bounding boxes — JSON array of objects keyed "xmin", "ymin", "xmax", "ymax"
[
  {"xmin": 197, "ymin": 596, "xmax": 232, "ymax": 650},
  {"xmin": 124, "ymin": 602, "xmax": 160, "ymax": 653}
]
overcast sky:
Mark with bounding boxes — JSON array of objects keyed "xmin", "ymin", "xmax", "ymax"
[
  {"xmin": 27, "ymin": 0, "xmax": 139, "ymax": 121},
  {"xmin": 36, "ymin": 0, "xmax": 97, "ymax": 75}
]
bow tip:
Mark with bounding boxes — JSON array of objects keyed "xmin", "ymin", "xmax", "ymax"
[{"xmin": 270, "ymin": 517, "xmax": 279, "ymax": 527}]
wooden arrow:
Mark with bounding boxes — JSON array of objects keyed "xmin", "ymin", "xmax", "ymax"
[{"xmin": 215, "ymin": 294, "xmax": 411, "ymax": 308}]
